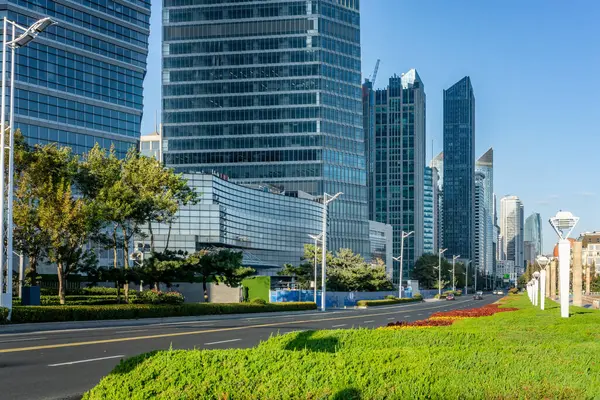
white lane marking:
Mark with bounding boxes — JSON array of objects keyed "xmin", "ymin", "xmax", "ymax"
[
  {"xmin": 204, "ymin": 338, "xmax": 242, "ymax": 346},
  {"xmin": 0, "ymin": 337, "xmax": 46, "ymax": 344},
  {"xmin": 404, "ymin": 315, "xmax": 411, "ymax": 318},
  {"xmin": 386, "ymin": 317, "xmax": 395, "ymax": 320},
  {"xmin": 363, "ymin": 320, "xmax": 374, "ymax": 323},
  {"xmin": 332, "ymin": 324, "xmax": 347, "ymax": 328},
  {"xmin": 417, "ymin": 313, "xmax": 423, "ymax": 316},
  {"xmin": 48, "ymin": 355, "xmax": 124, "ymax": 367},
  {"xmin": 155, "ymin": 321, "xmax": 215, "ymax": 327},
  {"xmin": 115, "ymin": 329, "xmax": 149, "ymax": 334}
]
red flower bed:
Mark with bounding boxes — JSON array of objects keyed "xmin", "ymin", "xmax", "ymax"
[
  {"xmin": 430, "ymin": 304, "xmax": 517, "ymax": 319},
  {"xmin": 381, "ymin": 303, "xmax": 518, "ymax": 330},
  {"xmin": 386, "ymin": 319, "xmax": 453, "ymax": 328}
]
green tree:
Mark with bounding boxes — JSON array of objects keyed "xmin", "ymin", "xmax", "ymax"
[
  {"xmin": 412, "ymin": 254, "xmax": 454, "ymax": 289},
  {"xmin": 38, "ymin": 176, "xmax": 101, "ymax": 304},
  {"xmin": 183, "ymin": 249, "xmax": 254, "ymax": 302},
  {"xmin": 326, "ymin": 249, "xmax": 393, "ymax": 292}
]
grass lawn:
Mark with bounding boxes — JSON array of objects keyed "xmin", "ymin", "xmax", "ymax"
[{"xmin": 84, "ymin": 295, "xmax": 600, "ymax": 399}]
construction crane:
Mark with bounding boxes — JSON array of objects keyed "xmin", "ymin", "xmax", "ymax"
[{"xmin": 368, "ymin": 59, "xmax": 380, "ymax": 85}]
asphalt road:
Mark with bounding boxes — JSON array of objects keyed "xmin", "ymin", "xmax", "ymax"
[{"xmin": 0, "ymin": 295, "xmax": 498, "ymax": 400}]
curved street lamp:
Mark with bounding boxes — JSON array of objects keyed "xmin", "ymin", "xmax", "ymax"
[
  {"xmin": 0, "ymin": 16, "xmax": 57, "ymax": 315},
  {"xmin": 532, "ymin": 271, "xmax": 540, "ymax": 306},
  {"xmin": 320, "ymin": 192, "xmax": 342, "ymax": 312},
  {"xmin": 393, "ymin": 230, "xmax": 414, "ymax": 298}
]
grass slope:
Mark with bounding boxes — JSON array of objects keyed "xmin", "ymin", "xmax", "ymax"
[{"xmin": 84, "ymin": 296, "xmax": 600, "ymax": 399}]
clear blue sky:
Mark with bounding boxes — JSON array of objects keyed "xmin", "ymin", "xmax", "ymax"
[{"xmin": 141, "ymin": 0, "xmax": 600, "ymax": 254}]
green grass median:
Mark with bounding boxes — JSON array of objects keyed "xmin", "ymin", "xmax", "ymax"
[{"xmin": 84, "ymin": 295, "xmax": 600, "ymax": 399}]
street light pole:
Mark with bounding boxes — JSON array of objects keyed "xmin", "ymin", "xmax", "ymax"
[
  {"xmin": 549, "ymin": 211, "xmax": 579, "ymax": 318},
  {"xmin": 0, "ymin": 17, "xmax": 56, "ymax": 314},
  {"xmin": 452, "ymin": 255, "xmax": 460, "ymax": 292},
  {"xmin": 464, "ymin": 260, "xmax": 471, "ymax": 295},
  {"xmin": 393, "ymin": 231, "xmax": 414, "ymax": 298},
  {"xmin": 536, "ymin": 255, "xmax": 549, "ymax": 310},
  {"xmin": 308, "ymin": 233, "xmax": 322, "ymax": 305},
  {"xmin": 320, "ymin": 192, "xmax": 342, "ymax": 312},
  {"xmin": 438, "ymin": 248, "xmax": 448, "ymax": 298}
]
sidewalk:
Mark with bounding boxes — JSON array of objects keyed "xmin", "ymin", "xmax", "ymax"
[{"xmin": 0, "ymin": 309, "xmax": 325, "ymax": 335}]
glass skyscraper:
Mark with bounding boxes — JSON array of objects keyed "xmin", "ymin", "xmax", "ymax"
[
  {"xmin": 424, "ymin": 166, "xmax": 435, "ymax": 254},
  {"xmin": 443, "ymin": 76, "xmax": 475, "ymax": 261},
  {"xmin": 475, "ymin": 147, "xmax": 494, "ymax": 278},
  {"xmin": 162, "ymin": 0, "xmax": 369, "ymax": 255},
  {"xmin": 524, "ymin": 212, "xmax": 542, "ymax": 256},
  {"xmin": 1, "ymin": 0, "xmax": 150, "ymax": 156},
  {"xmin": 367, "ymin": 70, "xmax": 426, "ymax": 283}
]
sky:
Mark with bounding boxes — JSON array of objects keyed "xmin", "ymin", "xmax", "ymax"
[{"xmin": 141, "ymin": 0, "xmax": 600, "ymax": 254}]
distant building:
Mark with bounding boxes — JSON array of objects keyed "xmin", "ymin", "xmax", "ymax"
[
  {"xmin": 369, "ymin": 221, "xmax": 394, "ymax": 278},
  {"xmin": 474, "ymin": 172, "xmax": 486, "ymax": 276},
  {"xmin": 496, "ymin": 260, "xmax": 518, "ymax": 286},
  {"xmin": 475, "ymin": 148, "xmax": 494, "ymax": 280},
  {"xmin": 524, "ymin": 241, "xmax": 536, "ymax": 266},
  {"xmin": 140, "ymin": 129, "xmax": 162, "ymax": 162},
  {"xmin": 424, "ymin": 167, "xmax": 436, "ymax": 254},
  {"xmin": 367, "ymin": 71, "xmax": 426, "ymax": 283},
  {"xmin": 500, "ymin": 196, "xmax": 524, "ymax": 270},
  {"xmin": 443, "ymin": 77, "xmax": 475, "ymax": 262},
  {"xmin": 431, "ymin": 152, "xmax": 444, "ymax": 250},
  {"xmin": 579, "ymin": 232, "xmax": 600, "ymax": 273},
  {"xmin": 524, "ymin": 213, "xmax": 543, "ymax": 257}
]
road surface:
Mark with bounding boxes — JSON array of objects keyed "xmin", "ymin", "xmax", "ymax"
[{"xmin": 0, "ymin": 296, "xmax": 498, "ymax": 399}]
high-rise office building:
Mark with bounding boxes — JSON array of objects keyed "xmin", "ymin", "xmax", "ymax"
[
  {"xmin": 524, "ymin": 212, "xmax": 543, "ymax": 256},
  {"xmin": 2, "ymin": 0, "xmax": 150, "ymax": 156},
  {"xmin": 443, "ymin": 77, "xmax": 475, "ymax": 262},
  {"xmin": 474, "ymin": 171, "xmax": 486, "ymax": 276},
  {"xmin": 475, "ymin": 148, "xmax": 494, "ymax": 279},
  {"xmin": 363, "ymin": 75, "xmax": 375, "ymax": 221},
  {"xmin": 500, "ymin": 195, "xmax": 524, "ymax": 270},
  {"xmin": 368, "ymin": 70, "xmax": 426, "ymax": 283},
  {"xmin": 424, "ymin": 166, "xmax": 436, "ymax": 254},
  {"xmin": 162, "ymin": 0, "xmax": 369, "ymax": 255}
]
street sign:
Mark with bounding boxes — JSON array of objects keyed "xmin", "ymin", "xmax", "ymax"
[{"xmin": 503, "ymin": 274, "xmax": 510, "ymax": 279}]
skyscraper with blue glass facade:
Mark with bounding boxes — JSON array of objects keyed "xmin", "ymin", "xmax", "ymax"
[
  {"xmin": 162, "ymin": 0, "xmax": 369, "ymax": 256},
  {"xmin": 0, "ymin": 0, "xmax": 150, "ymax": 156},
  {"xmin": 443, "ymin": 76, "xmax": 475, "ymax": 262},
  {"xmin": 424, "ymin": 166, "xmax": 436, "ymax": 254},
  {"xmin": 366, "ymin": 70, "xmax": 426, "ymax": 284}
]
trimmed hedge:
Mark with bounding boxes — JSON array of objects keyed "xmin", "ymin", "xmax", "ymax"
[
  {"xmin": 40, "ymin": 287, "xmax": 132, "ymax": 296},
  {"xmin": 0, "ymin": 307, "xmax": 8, "ymax": 324},
  {"xmin": 10, "ymin": 302, "xmax": 317, "ymax": 323},
  {"xmin": 356, "ymin": 295, "xmax": 422, "ymax": 307}
]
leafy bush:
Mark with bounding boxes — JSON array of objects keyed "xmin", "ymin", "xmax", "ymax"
[
  {"xmin": 356, "ymin": 297, "xmax": 422, "ymax": 307},
  {"xmin": 509, "ymin": 288, "xmax": 519, "ymax": 295},
  {"xmin": 134, "ymin": 290, "xmax": 184, "ymax": 305},
  {"xmin": 41, "ymin": 295, "xmax": 126, "ymax": 306},
  {"xmin": 10, "ymin": 302, "xmax": 317, "ymax": 323},
  {"xmin": 41, "ymin": 287, "xmax": 128, "ymax": 296},
  {"xmin": 0, "ymin": 307, "xmax": 8, "ymax": 324},
  {"xmin": 250, "ymin": 298, "xmax": 267, "ymax": 305},
  {"xmin": 385, "ymin": 295, "xmax": 397, "ymax": 300}
]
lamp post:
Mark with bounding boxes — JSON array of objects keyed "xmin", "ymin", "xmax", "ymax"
[
  {"xmin": 308, "ymin": 233, "xmax": 322, "ymax": 305},
  {"xmin": 393, "ymin": 231, "xmax": 414, "ymax": 298},
  {"xmin": 464, "ymin": 260, "xmax": 472, "ymax": 295},
  {"xmin": 438, "ymin": 248, "xmax": 448, "ymax": 298},
  {"xmin": 0, "ymin": 17, "xmax": 56, "ymax": 314},
  {"xmin": 536, "ymin": 255, "xmax": 549, "ymax": 310},
  {"xmin": 532, "ymin": 271, "xmax": 540, "ymax": 306},
  {"xmin": 320, "ymin": 192, "xmax": 342, "ymax": 312},
  {"xmin": 452, "ymin": 255, "xmax": 460, "ymax": 292},
  {"xmin": 549, "ymin": 211, "xmax": 579, "ymax": 318}
]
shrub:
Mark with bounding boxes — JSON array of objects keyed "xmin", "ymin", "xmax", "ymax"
[
  {"xmin": 356, "ymin": 297, "xmax": 422, "ymax": 307},
  {"xmin": 385, "ymin": 295, "xmax": 397, "ymax": 300},
  {"xmin": 40, "ymin": 295, "xmax": 126, "ymax": 306},
  {"xmin": 10, "ymin": 302, "xmax": 317, "ymax": 323},
  {"xmin": 509, "ymin": 288, "xmax": 519, "ymax": 295},
  {"xmin": 134, "ymin": 290, "xmax": 184, "ymax": 305},
  {"xmin": 0, "ymin": 307, "xmax": 8, "ymax": 324},
  {"xmin": 250, "ymin": 298, "xmax": 267, "ymax": 305},
  {"xmin": 40, "ymin": 287, "xmax": 127, "ymax": 296}
]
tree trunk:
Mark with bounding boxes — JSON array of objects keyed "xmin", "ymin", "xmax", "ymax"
[
  {"xmin": 164, "ymin": 222, "xmax": 173, "ymax": 251},
  {"xmin": 203, "ymin": 278, "xmax": 208, "ymax": 303},
  {"xmin": 29, "ymin": 255, "xmax": 38, "ymax": 286},
  {"xmin": 113, "ymin": 227, "xmax": 121, "ymax": 303},
  {"xmin": 154, "ymin": 282, "xmax": 159, "ymax": 291},
  {"xmin": 148, "ymin": 221, "xmax": 155, "ymax": 253},
  {"xmin": 121, "ymin": 225, "xmax": 130, "ymax": 303},
  {"xmin": 57, "ymin": 264, "xmax": 66, "ymax": 305}
]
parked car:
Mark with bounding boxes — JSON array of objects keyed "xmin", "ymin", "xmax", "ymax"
[
  {"xmin": 446, "ymin": 293, "xmax": 455, "ymax": 301},
  {"xmin": 473, "ymin": 291, "xmax": 483, "ymax": 300},
  {"xmin": 495, "ymin": 290, "xmax": 504, "ymax": 296}
]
